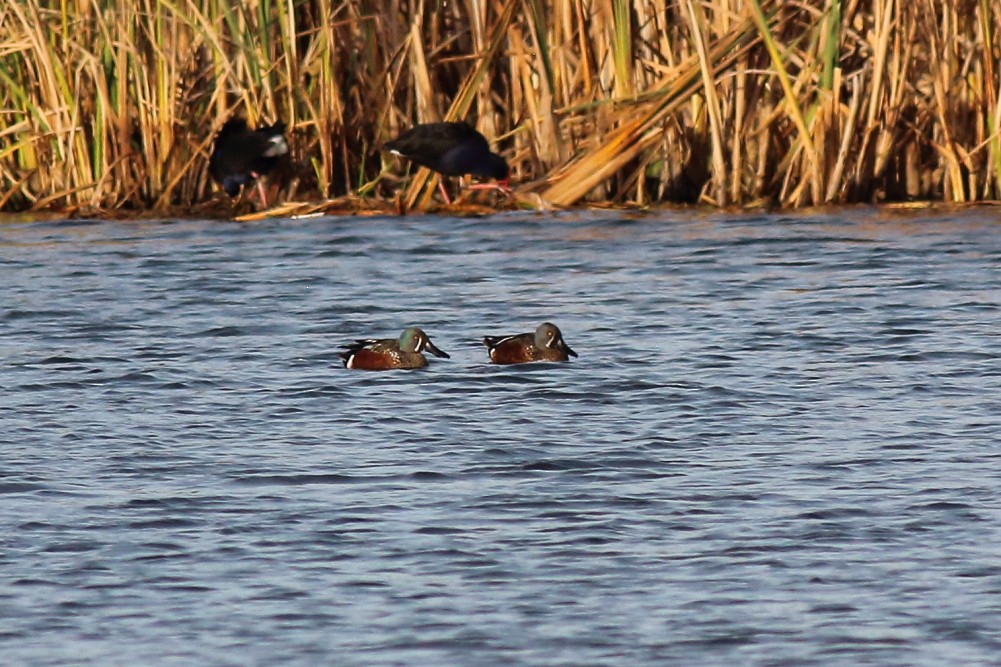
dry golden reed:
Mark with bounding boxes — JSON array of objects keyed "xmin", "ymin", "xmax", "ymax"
[{"xmin": 1, "ymin": 0, "xmax": 1000, "ymax": 212}]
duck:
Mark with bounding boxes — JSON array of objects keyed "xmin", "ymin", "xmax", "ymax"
[
  {"xmin": 339, "ymin": 327, "xmax": 451, "ymax": 370},
  {"xmin": 482, "ymin": 322, "xmax": 578, "ymax": 364}
]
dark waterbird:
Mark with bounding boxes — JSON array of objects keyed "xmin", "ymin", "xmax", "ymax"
[
  {"xmin": 339, "ymin": 327, "xmax": 450, "ymax": 370},
  {"xmin": 384, "ymin": 121, "xmax": 510, "ymax": 204},
  {"xmin": 482, "ymin": 322, "xmax": 578, "ymax": 365},
  {"xmin": 209, "ymin": 118, "xmax": 288, "ymax": 208}
]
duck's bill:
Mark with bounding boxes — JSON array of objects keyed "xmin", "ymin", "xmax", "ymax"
[{"xmin": 425, "ymin": 339, "xmax": 451, "ymax": 359}]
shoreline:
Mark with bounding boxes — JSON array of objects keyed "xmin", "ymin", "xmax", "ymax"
[{"xmin": 1, "ymin": 197, "xmax": 999, "ymax": 226}]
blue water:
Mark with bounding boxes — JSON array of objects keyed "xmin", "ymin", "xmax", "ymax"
[{"xmin": 3, "ymin": 208, "xmax": 1001, "ymax": 666}]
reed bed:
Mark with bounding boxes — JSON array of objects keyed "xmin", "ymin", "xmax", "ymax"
[{"xmin": 1, "ymin": 0, "xmax": 1000, "ymax": 213}]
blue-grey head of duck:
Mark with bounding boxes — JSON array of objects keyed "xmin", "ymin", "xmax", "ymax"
[
  {"xmin": 401, "ymin": 327, "xmax": 450, "ymax": 358},
  {"xmin": 535, "ymin": 322, "xmax": 577, "ymax": 357}
]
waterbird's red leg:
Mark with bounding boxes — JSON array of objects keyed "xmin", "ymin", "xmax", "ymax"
[
  {"xmin": 255, "ymin": 181, "xmax": 269, "ymax": 209},
  {"xmin": 241, "ymin": 171, "xmax": 270, "ymax": 209},
  {"xmin": 437, "ymin": 178, "xmax": 452, "ymax": 205},
  {"xmin": 465, "ymin": 182, "xmax": 513, "ymax": 198}
]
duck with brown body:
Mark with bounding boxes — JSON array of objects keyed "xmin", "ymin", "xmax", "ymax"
[
  {"xmin": 384, "ymin": 121, "xmax": 510, "ymax": 204},
  {"xmin": 339, "ymin": 327, "xmax": 450, "ymax": 370},
  {"xmin": 209, "ymin": 118, "xmax": 288, "ymax": 208},
  {"xmin": 482, "ymin": 322, "xmax": 578, "ymax": 365}
]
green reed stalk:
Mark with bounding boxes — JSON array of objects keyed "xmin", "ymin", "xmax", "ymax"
[
  {"xmin": 819, "ymin": 0, "xmax": 841, "ymax": 91},
  {"xmin": 610, "ymin": 0, "xmax": 633, "ymax": 98}
]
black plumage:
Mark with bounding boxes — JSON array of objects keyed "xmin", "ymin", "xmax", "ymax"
[
  {"xmin": 209, "ymin": 118, "xmax": 288, "ymax": 206},
  {"xmin": 384, "ymin": 121, "xmax": 509, "ymax": 203}
]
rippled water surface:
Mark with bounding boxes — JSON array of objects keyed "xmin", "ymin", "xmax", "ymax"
[{"xmin": 3, "ymin": 208, "xmax": 1001, "ymax": 666}]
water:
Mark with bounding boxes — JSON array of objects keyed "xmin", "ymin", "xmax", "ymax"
[{"xmin": 2, "ymin": 207, "xmax": 1001, "ymax": 666}]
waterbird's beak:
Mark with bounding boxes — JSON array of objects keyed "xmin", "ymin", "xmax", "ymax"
[
  {"xmin": 425, "ymin": 339, "xmax": 450, "ymax": 359},
  {"xmin": 560, "ymin": 340, "xmax": 578, "ymax": 358}
]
